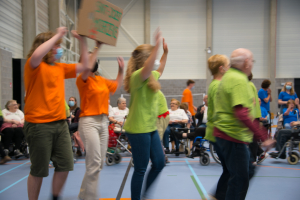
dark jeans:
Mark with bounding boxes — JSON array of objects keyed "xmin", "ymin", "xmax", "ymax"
[
  {"xmin": 126, "ymin": 130, "xmax": 165, "ymax": 200},
  {"xmin": 275, "ymin": 129, "xmax": 292, "ymax": 154},
  {"xmin": 249, "ymin": 141, "xmax": 264, "ymax": 162},
  {"xmin": 215, "ymin": 137, "xmax": 255, "ymax": 200},
  {"xmin": 1, "ymin": 127, "xmax": 24, "ymax": 149},
  {"xmin": 163, "ymin": 124, "xmax": 182, "ymax": 150}
]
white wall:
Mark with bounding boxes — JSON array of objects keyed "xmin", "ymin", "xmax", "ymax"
[
  {"xmin": 150, "ymin": 0, "xmax": 207, "ymax": 79},
  {"xmin": 0, "ymin": 0, "xmax": 23, "ymax": 58},
  {"xmin": 276, "ymin": 0, "xmax": 300, "ymax": 78},
  {"xmin": 212, "ymin": 0, "xmax": 270, "ymax": 79}
]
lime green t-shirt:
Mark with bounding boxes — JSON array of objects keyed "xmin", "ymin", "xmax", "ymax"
[
  {"xmin": 123, "ymin": 68, "xmax": 160, "ymax": 133},
  {"xmin": 157, "ymin": 90, "xmax": 168, "ymax": 116},
  {"xmin": 204, "ymin": 79, "xmax": 220, "ymax": 143},
  {"xmin": 213, "ymin": 68, "xmax": 254, "ymax": 143},
  {"xmin": 65, "ymin": 100, "xmax": 70, "ymax": 117},
  {"xmin": 0, "ymin": 107, "xmax": 2, "ymax": 117},
  {"xmin": 249, "ymin": 81, "xmax": 261, "ymax": 119}
]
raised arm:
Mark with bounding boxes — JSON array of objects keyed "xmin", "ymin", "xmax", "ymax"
[
  {"xmin": 156, "ymin": 38, "xmax": 168, "ymax": 76},
  {"xmin": 141, "ymin": 29, "xmax": 162, "ymax": 81},
  {"xmin": 30, "ymin": 27, "xmax": 67, "ymax": 68},
  {"xmin": 116, "ymin": 57, "xmax": 124, "ymax": 90},
  {"xmin": 71, "ymin": 31, "xmax": 89, "ymax": 76},
  {"xmin": 81, "ymin": 41, "xmax": 102, "ymax": 81}
]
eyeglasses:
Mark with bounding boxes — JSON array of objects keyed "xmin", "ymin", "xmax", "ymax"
[{"xmin": 9, "ymin": 104, "xmax": 18, "ymax": 107}]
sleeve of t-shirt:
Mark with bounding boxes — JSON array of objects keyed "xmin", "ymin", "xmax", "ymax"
[
  {"xmin": 182, "ymin": 90, "xmax": 191, "ymax": 103},
  {"xmin": 109, "ymin": 108, "xmax": 114, "ymax": 117},
  {"xmin": 105, "ymin": 78, "xmax": 118, "ymax": 94},
  {"xmin": 231, "ymin": 83, "xmax": 251, "ymax": 108},
  {"xmin": 2, "ymin": 109, "xmax": 7, "ymax": 119},
  {"xmin": 258, "ymin": 89, "xmax": 267, "ymax": 100},
  {"xmin": 295, "ymin": 93, "xmax": 298, "ymax": 99},
  {"xmin": 278, "ymin": 92, "xmax": 283, "ymax": 100},
  {"xmin": 61, "ymin": 63, "xmax": 77, "ymax": 79},
  {"xmin": 181, "ymin": 109, "xmax": 189, "ymax": 120}
]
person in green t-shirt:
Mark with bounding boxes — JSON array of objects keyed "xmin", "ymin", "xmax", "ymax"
[
  {"xmin": 212, "ymin": 48, "xmax": 275, "ymax": 200},
  {"xmin": 248, "ymin": 73, "xmax": 269, "ymax": 165},
  {"xmin": 123, "ymin": 30, "xmax": 168, "ymax": 199}
]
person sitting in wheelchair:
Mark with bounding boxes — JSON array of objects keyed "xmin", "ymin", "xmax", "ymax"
[
  {"xmin": 108, "ymin": 97, "xmax": 129, "ymax": 133},
  {"xmin": 270, "ymin": 100, "xmax": 300, "ymax": 159},
  {"xmin": 163, "ymin": 99, "xmax": 188, "ymax": 153}
]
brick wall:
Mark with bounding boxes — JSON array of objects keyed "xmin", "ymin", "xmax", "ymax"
[{"xmin": 0, "ymin": 49, "xmax": 13, "ymax": 110}]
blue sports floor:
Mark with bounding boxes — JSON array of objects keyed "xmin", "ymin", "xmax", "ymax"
[{"xmin": 0, "ymin": 152, "xmax": 299, "ymax": 200}]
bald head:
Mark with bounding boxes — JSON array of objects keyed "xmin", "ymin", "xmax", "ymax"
[{"xmin": 230, "ymin": 48, "xmax": 253, "ymax": 75}]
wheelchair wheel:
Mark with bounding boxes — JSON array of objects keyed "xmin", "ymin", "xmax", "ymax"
[
  {"xmin": 209, "ymin": 143, "xmax": 221, "ymax": 165},
  {"xmin": 287, "ymin": 153, "xmax": 299, "ymax": 165},
  {"xmin": 106, "ymin": 155, "xmax": 115, "ymax": 166},
  {"xmin": 114, "ymin": 153, "xmax": 122, "ymax": 164},
  {"xmin": 130, "ymin": 159, "xmax": 134, "ymax": 167},
  {"xmin": 200, "ymin": 152, "xmax": 210, "ymax": 166}
]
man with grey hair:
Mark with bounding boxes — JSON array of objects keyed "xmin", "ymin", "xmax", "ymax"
[
  {"xmin": 212, "ymin": 48, "xmax": 275, "ymax": 200},
  {"xmin": 108, "ymin": 97, "xmax": 129, "ymax": 132}
]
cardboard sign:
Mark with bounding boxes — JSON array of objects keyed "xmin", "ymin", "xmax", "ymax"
[{"xmin": 78, "ymin": 0, "xmax": 123, "ymax": 46}]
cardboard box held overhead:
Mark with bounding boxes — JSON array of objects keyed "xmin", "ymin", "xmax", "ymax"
[{"xmin": 77, "ymin": 0, "xmax": 123, "ymax": 46}]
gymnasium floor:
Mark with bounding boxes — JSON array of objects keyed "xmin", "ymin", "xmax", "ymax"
[{"xmin": 0, "ymin": 152, "xmax": 299, "ymax": 200}]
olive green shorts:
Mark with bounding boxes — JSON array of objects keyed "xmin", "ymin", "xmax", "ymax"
[{"xmin": 24, "ymin": 120, "xmax": 74, "ymax": 177}]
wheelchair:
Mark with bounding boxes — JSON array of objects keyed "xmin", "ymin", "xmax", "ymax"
[
  {"xmin": 272, "ymin": 126, "xmax": 300, "ymax": 165},
  {"xmin": 169, "ymin": 127, "xmax": 221, "ymax": 166},
  {"xmin": 0, "ymin": 133, "xmax": 29, "ymax": 159}
]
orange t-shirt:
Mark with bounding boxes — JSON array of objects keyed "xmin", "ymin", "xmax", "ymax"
[
  {"xmin": 24, "ymin": 58, "xmax": 76, "ymax": 123},
  {"xmin": 181, "ymin": 88, "xmax": 195, "ymax": 116},
  {"xmin": 76, "ymin": 74, "xmax": 118, "ymax": 118}
]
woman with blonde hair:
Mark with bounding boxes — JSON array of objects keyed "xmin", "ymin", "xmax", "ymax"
[
  {"xmin": 23, "ymin": 27, "xmax": 89, "ymax": 200},
  {"xmin": 278, "ymin": 82, "xmax": 299, "ymax": 113},
  {"xmin": 123, "ymin": 30, "xmax": 168, "ymax": 200}
]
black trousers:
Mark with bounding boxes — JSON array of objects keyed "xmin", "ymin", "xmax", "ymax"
[
  {"xmin": 1, "ymin": 127, "xmax": 24, "ymax": 150},
  {"xmin": 248, "ymin": 141, "xmax": 264, "ymax": 162}
]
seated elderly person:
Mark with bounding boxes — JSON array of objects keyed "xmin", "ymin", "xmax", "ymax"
[
  {"xmin": 163, "ymin": 99, "xmax": 188, "ymax": 153},
  {"xmin": 1, "ymin": 100, "xmax": 25, "ymax": 158},
  {"xmin": 108, "ymin": 97, "xmax": 129, "ymax": 132},
  {"xmin": 282, "ymin": 100, "xmax": 299, "ymax": 129},
  {"xmin": 195, "ymin": 95, "xmax": 208, "ymax": 127}
]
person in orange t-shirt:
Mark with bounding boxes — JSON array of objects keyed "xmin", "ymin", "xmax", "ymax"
[
  {"xmin": 76, "ymin": 42, "xmax": 124, "ymax": 200},
  {"xmin": 181, "ymin": 79, "xmax": 197, "ymax": 126},
  {"xmin": 23, "ymin": 27, "xmax": 90, "ymax": 200}
]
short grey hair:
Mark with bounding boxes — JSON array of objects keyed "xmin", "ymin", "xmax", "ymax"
[
  {"xmin": 117, "ymin": 97, "xmax": 126, "ymax": 105},
  {"xmin": 230, "ymin": 56, "xmax": 246, "ymax": 69}
]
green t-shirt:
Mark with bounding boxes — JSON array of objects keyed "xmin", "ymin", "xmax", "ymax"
[
  {"xmin": 157, "ymin": 90, "xmax": 168, "ymax": 115},
  {"xmin": 65, "ymin": 100, "xmax": 70, "ymax": 117},
  {"xmin": 205, "ymin": 79, "xmax": 220, "ymax": 142},
  {"xmin": 249, "ymin": 81, "xmax": 261, "ymax": 119},
  {"xmin": 123, "ymin": 68, "xmax": 160, "ymax": 133},
  {"xmin": 0, "ymin": 107, "xmax": 2, "ymax": 117},
  {"xmin": 213, "ymin": 68, "xmax": 254, "ymax": 143}
]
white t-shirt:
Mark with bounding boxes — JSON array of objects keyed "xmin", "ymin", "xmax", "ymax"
[
  {"xmin": 109, "ymin": 105, "xmax": 113, "ymax": 114},
  {"xmin": 202, "ymin": 105, "xmax": 208, "ymax": 123},
  {"xmin": 2, "ymin": 109, "xmax": 24, "ymax": 122},
  {"xmin": 169, "ymin": 109, "xmax": 188, "ymax": 122},
  {"xmin": 109, "ymin": 107, "xmax": 129, "ymax": 122}
]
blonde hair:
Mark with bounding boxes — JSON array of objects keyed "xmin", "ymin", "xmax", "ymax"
[
  {"xmin": 171, "ymin": 98, "xmax": 180, "ymax": 107},
  {"xmin": 208, "ymin": 54, "xmax": 229, "ymax": 75},
  {"xmin": 27, "ymin": 31, "xmax": 62, "ymax": 64},
  {"xmin": 282, "ymin": 82, "xmax": 295, "ymax": 95},
  {"xmin": 287, "ymin": 99, "xmax": 295, "ymax": 107},
  {"xmin": 124, "ymin": 44, "xmax": 161, "ymax": 93},
  {"xmin": 180, "ymin": 102, "xmax": 188, "ymax": 111},
  {"xmin": 5, "ymin": 100, "xmax": 17, "ymax": 110}
]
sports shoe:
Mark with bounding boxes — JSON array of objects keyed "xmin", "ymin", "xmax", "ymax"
[
  {"xmin": 252, "ymin": 162, "xmax": 257, "ymax": 166},
  {"xmin": 257, "ymin": 153, "xmax": 269, "ymax": 164},
  {"xmin": 165, "ymin": 149, "xmax": 170, "ymax": 154},
  {"xmin": 14, "ymin": 149, "xmax": 23, "ymax": 158},
  {"xmin": 0, "ymin": 156, "xmax": 12, "ymax": 165}
]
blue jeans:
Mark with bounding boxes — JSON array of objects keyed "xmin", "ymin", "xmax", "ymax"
[
  {"xmin": 215, "ymin": 137, "xmax": 255, "ymax": 200},
  {"xmin": 126, "ymin": 130, "xmax": 165, "ymax": 200},
  {"xmin": 163, "ymin": 124, "xmax": 182, "ymax": 150}
]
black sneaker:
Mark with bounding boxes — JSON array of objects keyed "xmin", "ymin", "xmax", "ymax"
[
  {"xmin": 14, "ymin": 149, "xmax": 23, "ymax": 158},
  {"xmin": 165, "ymin": 149, "xmax": 170, "ymax": 154}
]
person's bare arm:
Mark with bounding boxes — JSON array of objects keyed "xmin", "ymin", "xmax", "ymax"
[
  {"xmin": 156, "ymin": 38, "xmax": 168, "ymax": 76},
  {"xmin": 278, "ymin": 99, "xmax": 287, "ymax": 105},
  {"xmin": 141, "ymin": 29, "xmax": 161, "ymax": 81},
  {"xmin": 30, "ymin": 27, "xmax": 67, "ymax": 68},
  {"xmin": 115, "ymin": 57, "xmax": 124, "ymax": 91}
]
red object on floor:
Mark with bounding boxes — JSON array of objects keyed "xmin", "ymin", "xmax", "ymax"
[{"xmin": 108, "ymin": 124, "xmax": 119, "ymax": 148}]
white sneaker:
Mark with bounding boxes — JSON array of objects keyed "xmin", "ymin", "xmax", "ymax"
[{"xmin": 257, "ymin": 153, "xmax": 269, "ymax": 164}]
